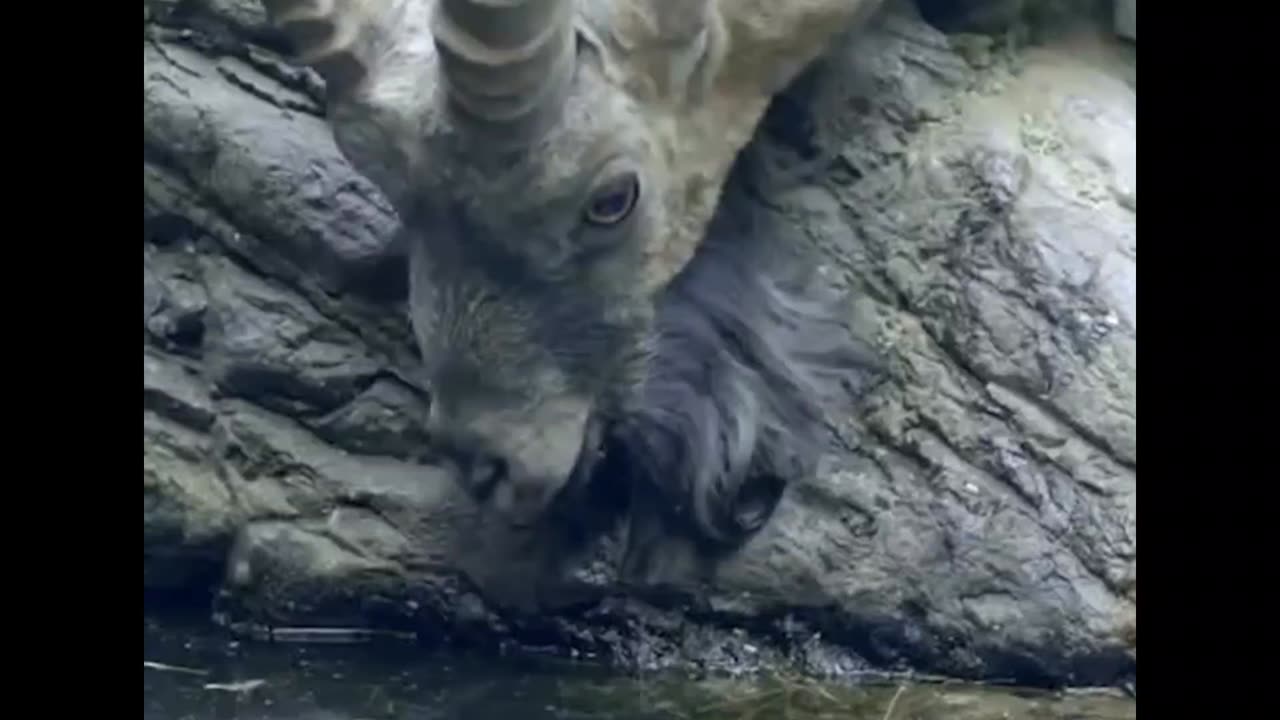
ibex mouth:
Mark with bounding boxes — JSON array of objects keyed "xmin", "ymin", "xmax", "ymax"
[
  {"xmin": 474, "ymin": 414, "xmax": 611, "ymax": 532},
  {"xmin": 528, "ymin": 413, "xmax": 620, "ymax": 533}
]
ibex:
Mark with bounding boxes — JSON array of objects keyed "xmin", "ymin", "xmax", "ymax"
[{"xmin": 260, "ymin": 0, "xmax": 883, "ymax": 581}]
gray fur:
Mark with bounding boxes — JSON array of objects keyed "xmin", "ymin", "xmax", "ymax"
[{"xmin": 590, "ymin": 190, "xmax": 881, "ymax": 573}]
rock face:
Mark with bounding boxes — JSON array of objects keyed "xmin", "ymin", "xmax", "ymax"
[
  {"xmin": 143, "ymin": 0, "xmax": 1136, "ymax": 688},
  {"xmin": 1115, "ymin": 1, "xmax": 1136, "ymax": 41}
]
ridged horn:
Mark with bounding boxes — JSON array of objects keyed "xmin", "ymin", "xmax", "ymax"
[
  {"xmin": 262, "ymin": 0, "xmax": 380, "ymax": 96},
  {"xmin": 430, "ymin": 0, "xmax": 577, "ymax": 144}
]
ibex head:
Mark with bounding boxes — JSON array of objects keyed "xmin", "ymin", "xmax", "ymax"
[{"xmin": 263, "ymin": 0, "xmax": 875, "ymax": 532}]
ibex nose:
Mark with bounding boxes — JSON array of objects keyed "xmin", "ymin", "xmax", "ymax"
[
  {"xmin": 425, "ymin": 401, "xmax": 506, "ymax": 499},
  {"xmin": 424, "ymin": 389, "xmax": 594, "ymax": 527},
  {"xmin": 492, "ymin": 477, "xmax": 553, "ymax": 528},
  {"xmin": 450, "ymin": 447, "xmax": 556, "ymax": 527}
]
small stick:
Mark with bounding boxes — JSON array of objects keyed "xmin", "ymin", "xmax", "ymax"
[
  {"xmin": 881, "ymin": 683, "xmax": 907, "ymax": 720},
  {"xmin": 204, "ymin": 679, "xmax": 267, "ymax": 693},
  {"xmin": 143, "ymin": 661, "xmax": 209, "ymax": 676}
]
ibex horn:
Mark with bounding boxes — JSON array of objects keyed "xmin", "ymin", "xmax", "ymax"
[
  {"xmin": 430, "ymin": 0, "xmax": 577, "ymax": 144},
  {"xmin": 262, "ymin": 0, "xmax": 379, "ymax": 96}
]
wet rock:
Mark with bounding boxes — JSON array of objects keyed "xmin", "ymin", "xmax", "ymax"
[
  {"xmin": 142, "ymin": 38, "xmax": 398, "ymax": 296},
  {"xmin": 147, "ymin": 0, "xmax": 270, "ymax": 38},
  {"xmin": 144, "ymin": 242, "xmax": 209, "ymax": 353},
  {"xmin": 201, "ymin": 254, "xmax": 384, "ymax": 416},
  {"xmin": 142, "ymin": 0, "xmax": 1136, "ymax": 688},
  {"xmin": 144, "ymin": 348, "xmax": 216, "ymax": 430},
  {"xmin": 209, "ymin": 399, "xmax": 456, "ymax": 521},
  {"xmin": 308, "ymin": 377, "xmax": 433, "ymax": 460},
  {"xmin": 144, "ymin": 410, "xmax": 235, "ymax": 591},
  {"xmin": 220, "ymin": 519, "xmax": 415, "ymax": 628}
]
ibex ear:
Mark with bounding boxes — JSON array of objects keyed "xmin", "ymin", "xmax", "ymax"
[
  {"xmin": 607, "ymin": 0, "xmax": 726, "ymax": 105},
  {"xmin": 262, "ymin": 0, "xmax": 384, "ymax": 98}
]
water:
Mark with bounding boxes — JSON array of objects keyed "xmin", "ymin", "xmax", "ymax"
[{"xmin": 144, "ymin": 613, "xmax": 1136, "ymax": 719}]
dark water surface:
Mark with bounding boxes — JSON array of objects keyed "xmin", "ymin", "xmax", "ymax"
[{"xmin": 144, "ymin": 613, "xmax": 1135, "ymax": 719}]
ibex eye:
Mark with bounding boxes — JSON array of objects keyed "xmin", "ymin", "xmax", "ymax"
[{"xmin": 584, "ymin": 173, "xmax": 640, "ymax": 226}]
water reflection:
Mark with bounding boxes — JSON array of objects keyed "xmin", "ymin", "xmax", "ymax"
[{"xmin": 144, "ymin": 614, "xmax": 1135, "ymax": 720}]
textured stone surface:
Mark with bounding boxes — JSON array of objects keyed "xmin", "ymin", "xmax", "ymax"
[
  {"xmin": 1115, "ymin": 1, "xmax": 1135, "ymax": 41},
  {"xmin": 142, "ymin": 0, "xmax": 1135, "ymax": 687}
]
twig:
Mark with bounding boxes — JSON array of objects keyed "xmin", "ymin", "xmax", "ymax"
[
  {"xmin": 204, "ymin": 679, "xmax": 267, "ymax": 694},
  {"xmin": 806, "ymin": 681, "xmax": 841, "ymax": 704},
  {"xmin": 267, "ymin": 626, "xmax": 415, "ymax": 643},
  {"xmin": 691, "ymin": 687, "xmax": 784, "ymax": 716},
  {"xmin": 144, "ymin": 661, "xmax": 209, "ymax": 676},
  {"xmin": 881, "ymin": 683, "xmax": 907, "ymax": 720}
]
